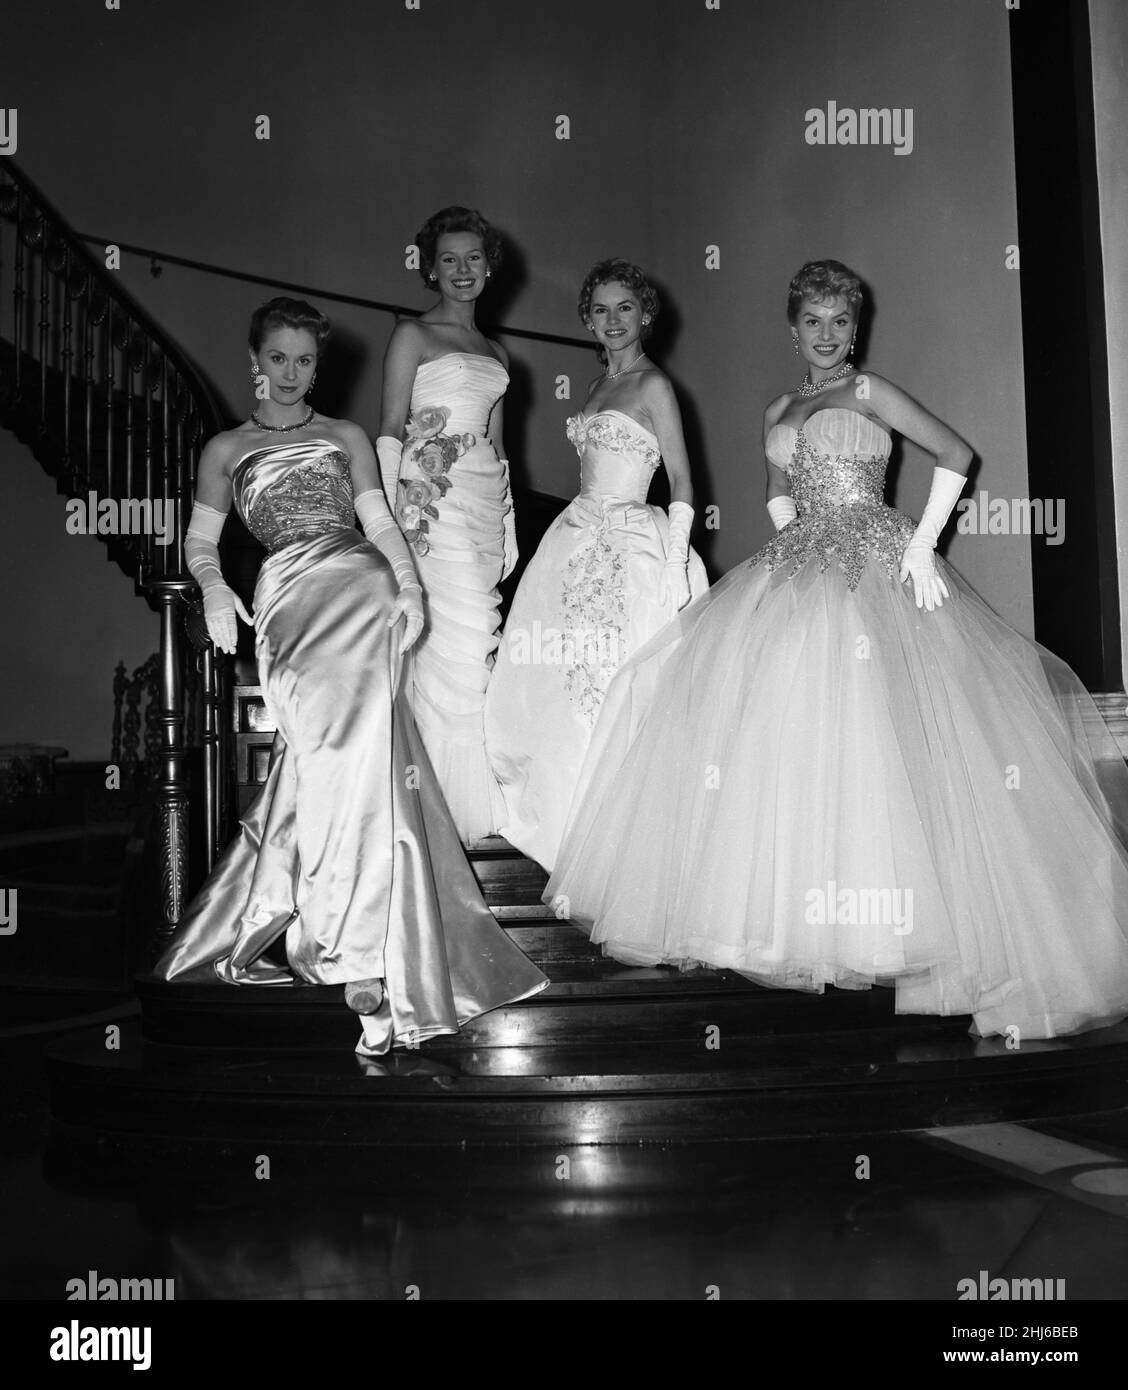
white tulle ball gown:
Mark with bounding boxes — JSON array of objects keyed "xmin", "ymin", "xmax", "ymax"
[
  {"xmin": 546, "ymin": 407, "xmax": 1128, "ymax": 1041},
  {"xmin": 485, "ymin": 408, "xmax": 708, "ymax": 871}
]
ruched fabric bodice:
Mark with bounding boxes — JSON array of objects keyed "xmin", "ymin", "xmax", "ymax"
[
  {"xmin": 233, "ymin": 439, "xmax": 354, "ymax": 554},
  {"xmin": 410, "ymin": 353, "xmax": 508, "ymax": 437},
  {"xmin": 567, "ymin": 409, "xmax": 660, "ymax": 505},
  {"xmin": 757, "ymin": 407, "xmax": 914, "ymax": 589}
]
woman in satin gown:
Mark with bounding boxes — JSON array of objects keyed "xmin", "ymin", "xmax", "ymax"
[
  {"xmin": 547, "ymin": 260, "xmax": 1128, "ymax": 1042},
  {"xmin": 154, "ymin": 297, "xmax": 546, "ymax": 1056},
  {"xmin": 377, "ymin": 207, "xmax": 515, "ymax": 843},
  {"xmin": 485, "ymin": 260, "xmax": 708, "ymax": 872}
]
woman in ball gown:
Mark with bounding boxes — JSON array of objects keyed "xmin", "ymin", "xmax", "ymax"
[
  {"xmin": 485, "ymin": 260, "xmax": 708, "ymax": 872},
  {"xmin": 154, "ymin": 297, "xmax": 546, "ymax": 1056},
  {"xmin": 377, "ymin": 206, "xmax": 515, "ymax": 843},
  {"xmin": 546, "ymin": 260, "xmax": 1128, "ymax": 1041}
]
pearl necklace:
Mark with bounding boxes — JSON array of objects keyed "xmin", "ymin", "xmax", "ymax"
[
  {"xmin": 798, "ymin": 360, "xmax": 855, "ymax": 398},
  {"xmin": 252, "ymin": 405, "xmax": 315, "ymax": 432},
  {"xmin": 604, "ymin": 348, "xmax": 647, "ymax": 381}
]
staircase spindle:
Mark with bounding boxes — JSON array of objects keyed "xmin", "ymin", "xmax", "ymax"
[
  {"xmin": 104, "ymin": 300, "xmax": 115, "ymax": 508},
  {"xmin": 82, "ymin": 282, "xmax": 95, "ymax": 492},
  {"xmin": 12, "ymin": 195, "xmax": 24, "ymax": 402},
  {"xmin": 37, "ymin": 238, "xmax": 49, "ymax": 430},
  {"xmin": 61, "ymin": 249, "xmax": 74, "ymax": 463}
]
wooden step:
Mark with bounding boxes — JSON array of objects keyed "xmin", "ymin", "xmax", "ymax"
[{"xmin": 44, "ymin": 1014, "xmax": 1128, "ymax": 1145}]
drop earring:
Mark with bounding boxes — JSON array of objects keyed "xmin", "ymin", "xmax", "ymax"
[
  {"xmin": 792, "ymin": 337, "xmax": 799, "ymax": 356},
  {"xmin": 251, "ymin": 361, "xmax": 262, "ymax": 379}
]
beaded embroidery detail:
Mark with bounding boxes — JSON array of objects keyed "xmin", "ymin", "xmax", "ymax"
[
  {"xmin": 567, "ymin": 413, "xmax": 660, "ymax": 473},
  {"xmin": 245, "ymin": 451, "xmax": 355, "ymax": 553},
  {"xmin": 561, "ymin": 516, "xmax": 629, "ymax": 726},
  {"xmin": 751, "ymin": 429, "xmax": 915, "ymax": 590}
]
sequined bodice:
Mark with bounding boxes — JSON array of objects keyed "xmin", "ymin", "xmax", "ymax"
[
  {"xmin": 756, "ymin": 408, "xmax": 916, "ymax": 590},
  {"xmin": 765, "ymin": 408, "xmax": 890, "ymax": 514},
  {"xmin": 233, "ymin": 439, "xmax": 354, "ymax": 553},
  {"xmin": 566, "ymin": 409, "xmax": 660, "ymax": 503},
  {"xmin": 410, "ymin": 353, "xmax": 508, "ymax": 435}
]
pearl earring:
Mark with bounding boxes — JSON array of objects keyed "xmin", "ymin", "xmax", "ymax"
[
  {"xmin": 251, "ymin": 362, "xmax": 262, "ymax": 379},
  {"xmin": 429, "ymin": 273, "xmax": 437, "ymax": 282}
]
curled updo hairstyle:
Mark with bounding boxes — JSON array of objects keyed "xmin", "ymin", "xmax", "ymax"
[
  {"xmin": 248, "ymin": 296, "xmax": 331, "ymax": 353},
  {"xmin": 415, "ymin": 205, "xmax": 503, "ymax": 288},
  {"xmin": 786, "ymin": 259, "xmax": 863, "ymax": 323},
  {"xmin": 577, "ymin": 259, "xmax": 660, "ymax": 340}
]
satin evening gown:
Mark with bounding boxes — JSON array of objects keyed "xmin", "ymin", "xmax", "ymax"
[
  {"xmin": 154, "ymin": 438, "xmax": 547, "ymax": 1056},
  {"xmin": 547, "ymin": 407, "xmax": 1128, "ymax": 1041},
  {"xmin": 485, "ymin": 409, "xmax": 708, "ymax": 871},
  {"xmin": 400, "ymin": 354, "xmax": 510, "ymax": 842}
]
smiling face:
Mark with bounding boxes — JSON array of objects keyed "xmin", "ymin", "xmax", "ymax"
[
  {"xmin": 431, "ymin": 231, "xmax": 489, "ymax": 302},
  {"xmin": 250, "ymin": 326, "xmax": 318, "ymax": 404},
  {"xmin": 792, "ymin": 296, "xmax": 856, "ymax": 374},
  {"xmin": 586, "ymin": 280, "xmax": 648, "ymax": 353}
]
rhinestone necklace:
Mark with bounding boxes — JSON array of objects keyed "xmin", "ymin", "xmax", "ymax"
[
  {"xmin": 798, "ymin": 360, "xmax": 855, "ymax": 398},
  {"xmin": 252, "ymin": 405, "xmax": 315, "ymax": 432}
]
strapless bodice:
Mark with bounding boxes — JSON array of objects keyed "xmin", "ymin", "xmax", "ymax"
[
  {"xmin": 232, "ymin": 438, "xmax": 354, "ymax": 553},
  {"xmin": 410, "ymin": 353, "xmax": 508, "ymax": 436},
  {"xmin": 755, "ymin": 408, "xmax": 913, "ymax": 590},
  {"xmin": 766, "ymin": 408, "xmax": 892, "ymax": 518},
  {"xmin": 566, "ymin": 409, "xmax": 661, "ymax": 504}
]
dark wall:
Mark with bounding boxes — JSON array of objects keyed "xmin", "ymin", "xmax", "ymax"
[{"xmin": 2, "ymin": 0, "xmax": 1032, "ymax": 686}]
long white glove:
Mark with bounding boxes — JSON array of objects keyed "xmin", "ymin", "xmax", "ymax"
[
  {"xmin": 658, "ymin": 500, "xmax": 694, "ymax": 612},
  {"xmin": 899, "ymin": 465, "xmax": 966, "ymax": 612},
  {"xmin": 767, "ymin": 495, "xmax": 798, "ymax": 531},
  {"xmin": 499, "ymin": 458, "xmax": 518, "ymax": 579},
  {"xmin": 376, "ymin": 435, "xmax": 403, "ymax": 510},
  {"xmin": 184, "ymin": 500, "xmax": 252, "ymax": 655},
  {"xmin": 354, "ymin": 487, "xmax": 425, "ymax": 653}
]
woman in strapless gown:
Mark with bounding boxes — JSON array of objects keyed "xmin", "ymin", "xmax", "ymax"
[
  {"xmin": 547, "ymin": 261, "xmax": 1128, "ymax": 1041},
  {"xmin": 485, "ymin": 260, "xmax": 707, "ymax": 871},
  {"xmin": 378, "ymin": 207, "xmax": 515, "ymax": 842},
  {"xmin": 154, "ymin": 297, "xmax": 546, "ymax": 1055}
]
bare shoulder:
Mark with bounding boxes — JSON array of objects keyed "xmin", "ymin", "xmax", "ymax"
[
  {"xmin": 200, "ymin": 427, "xmax": 251, "ymax": 477},
  {"xmin": 386, "ymin": 316, "xmax": 426, "ymax": 358},
  {"xmin": 638, "ymin": 364, "xmax": 675, "ymax": 402},
  {"xmin": 764, "ymin": 392, "xmax": 793, "ymax": 428},
  {"xmin": 329, "ymin": 417, "xmax": 370, "ymax": 452},
  {"xmin": 488, "ymin": 337, "xmax": 510, "ymax": 369}
]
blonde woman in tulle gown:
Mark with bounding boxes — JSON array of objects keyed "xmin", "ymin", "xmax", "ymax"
[
  {"xmin": 547, "ymin": 260, "xmax": 1128, "ymax": 1042},
  {"xmin": 377, "ymin": 206, "xmax": 515, "ymax": 842},
  {"xmin": 486, "ymin": 259, "xmax": 707, "ymax": 871}
]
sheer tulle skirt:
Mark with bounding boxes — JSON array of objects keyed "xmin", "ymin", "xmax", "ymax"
[{"xmin": 547, "ymin": 551, "xmax": 1128, "ymax": 1039}]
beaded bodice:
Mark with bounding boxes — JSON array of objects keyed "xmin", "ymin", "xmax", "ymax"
[
  {"xmin": 755, "ymin": 408, "xmax": 916, "ymax": 589},
  {"xmin": 233, "ymin": 439, "xmax": 355, "ymax": 553},
  {"xmin": 566, "ymin": 409, "xmax": 660, "ymax": 503}
]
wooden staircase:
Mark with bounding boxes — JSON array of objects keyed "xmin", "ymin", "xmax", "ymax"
[{"xmin": 44, "ymin": 837, "xmax": 1128, "ymax": 1147}]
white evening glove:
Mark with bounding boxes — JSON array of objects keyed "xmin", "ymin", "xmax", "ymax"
[
  {"xmin": 499, "ymin": 457, "xmax": 518, "ymax": 579},
  {"xmin": 184, "ymin": 500, "xmax": 253, "ymax": 655},
  {"xmin": 376, "ymin": 435, "xmax": 403, "ymax": 511},
  {"xmin": 658, "ymin": 500, "xmax": 694, "ymax": 612},
  {"xmin": 899, "ymin": 465, "xmax": 967, "ymax": 612},
  {"xmin": 354, "ymin": 487, "xmax": 425, "ymax": 653},
  {"xmin": 767, "ymin": 495, "xmax": 798, "ymax": 531}
]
